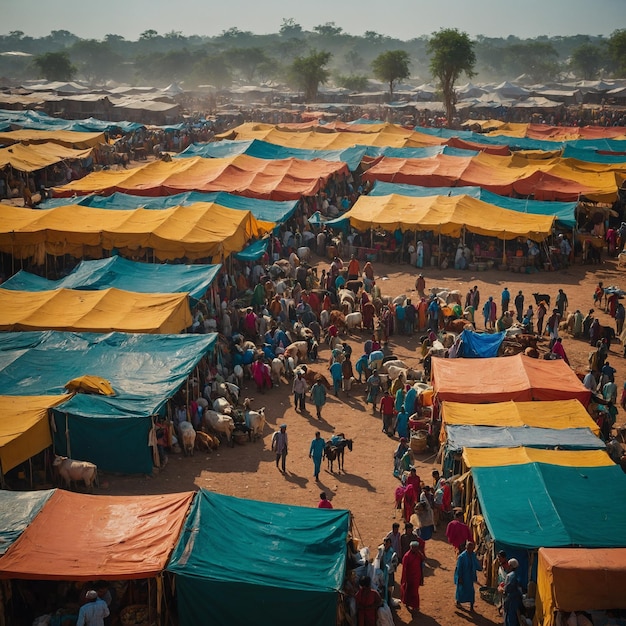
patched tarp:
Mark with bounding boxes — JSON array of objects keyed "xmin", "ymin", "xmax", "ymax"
[
  {"xmin": 168, "ymin": 491, "xmax": 350, "ymax": 626},
  {"xmin": 0, "ymin": 129, "xmax": 104, "ymax": 148},
  {"xmin": 362, "ymin": 152, "xmax": 625, "ymax": 202},
  {"xmin": 0, "ymin": 288, "xmax": 192, "ymax": 334},
  {"xmin": 217, "ymin": 121, "xmax": 446, "ymax": 148},
  {"xmin": 0, "ymin": 489, "xmax": 54, "ymax": 555},
  {"xmin": 0, "ymin": 490, "xmax": 194, "ymax": 580},
  {"xmin": 472, "ymin": 464, "xmax": 626, "ymax": 548},
  {"xmin": 445, "ymin": 425, "xmax": 603, "ymax": 453},
  {"xmin": 369, "ymin": 181, "xmax": 577, "ymax": 229},
  {"xmin": 462, "ymin": 447, "xmax": 613, "ymax": 469},
  {"xmin": 52, "ymin": 155, "xmax": 350, "ymax": 201},
  {"xmin": 178, "ymin": 139, "xmax": 367, "ymax": 171},
  {"xmin": 459, "ymin": 329, "xmax": 505, "ymax": 357},
  {"xmin": 40, "ymin": 191, "xmax": 299, "ymax": 225},
  {"xmin": 0, "ymin": 204, "xmax": 273, "ymax": 261},
  {"xmin": 536, "ymin": 547, "xmax": 626, "ymax": 626},
  {"xmin": 432, "ymin": 354, "xmax": 591, "ymax": 405},
  {"xmin": 340, "ymin": 194, "xmax": 554, "ymax": 240},
  {"xmin": 0, "ymin": 396, "xmax": 68, "ymax": 474},
  {"xmin": 442, "ymin": 399, "xmax": 599, "ymax": 435},
  {"xmin": 0, "ymin": 331, "xmax": 217, "ymax": 473},
  {"xmin": 0, "ymin": 142, "xmax": 93, "ymax": 172},
  {"xmin": 1, "ymin": 256, "xmax": 221, "ymax": 303}
]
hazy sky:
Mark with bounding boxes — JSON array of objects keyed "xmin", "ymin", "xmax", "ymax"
[{"xmin": 3, "ymin": 0, "xmax": 622, "ymax": 41}]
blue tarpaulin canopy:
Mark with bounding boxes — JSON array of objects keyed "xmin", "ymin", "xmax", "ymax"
[
  {"xmin": 0, "ymin": 331, "xmax": 217, "ymax": 473},
  {"xmin": 369, "ymin": 181, "xmax": 577, "ymax": 228},
  {"xmin": 562, "ymin": 145, "xmax": 626, "ymax": 164},
  {"xmin": 445, "ymin": 425, "xmax": 603, "ymax": 453},
  {"xmin": 168, "ymin": 491, "xmax": 350, "ymax": 626},
  {"xmin": 40, "ymin": 191, "xmax": 298, "ymax": 225},
  {"xmin": 234, "ymin": 238, "xmax": 269, "ymax": 262},
  {"xmin": 178, "ymin": 139, "xmax": 367, "ymax": 171},
  {"xmin": 0, "ymin": 489, "xmax": 54, "ymax": 555},
  {"xmin": 1, "ymin": 256, "xmax": 221, "ymax": 303},
  {"xmin": 0, "ymin": 109, "xmax": 143, "ymax": 133},
  {"xmin": 459, "ymin": 329, "xmax": 505, "ymax": 358}
]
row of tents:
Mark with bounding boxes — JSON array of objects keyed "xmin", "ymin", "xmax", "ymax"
[
  {"xmin": 429, "ymin": 354, "xmax": 626, "ymax": 625},
  {"xmin": 0, "ymin": 489, "xmax": 350, "ymax": 626}
]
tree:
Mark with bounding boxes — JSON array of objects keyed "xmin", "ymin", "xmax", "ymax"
[
  {"xmin": 313, "ymin": 22, "xmax": 343, "ymax": 37},
  {"xmin": 32, "ymin": 50, "xmax": 76, "ymax": 81},
  {"xmin": 335, "ymin": 74, "xmax": 368, "ymax": 92},
  {"xmin": 279, "ymin": 18, "xmax": 303, "ymax": 39},
  {"xmin": 570, "ymin": 41, "xmax": 607, "ymax": 80},
  {"xmin": 503, "ymin": 41, "xmax": 560, "ymax": 83},
  {"xmin": 371, "ymin": 50, "xmax": 411, "ymax": 101},
  {"xmin": 191, "ymin": 53, "xmax": 232, "ymax": 89},
  {"xmin": 608, "ymin": 29, "xmax": 626, "ymax": 75},
  {"xmin": 229, "ymin": 47, "xmax": 271, "ymax": 82},
  {"xmin": 70, "ymin": 39, "xmax": 120, "ymax": 83},
  {"xmin": 289, "ymin": 49, "xmax": 331, "ymax": 102},
  {"xmin": 427, "ymin": 28, "xmax": 476, "ymax": 126},
  {"xmin": 140, "ymin": 29, "xmax": 158, "ymax": 40}
]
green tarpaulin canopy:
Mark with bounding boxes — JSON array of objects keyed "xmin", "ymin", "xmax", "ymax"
[
  {"xmin": 167, "ymin": 491, "xmax": 350, "ymax": 626},
  {"xmin": 0, "ymin": 331, "xmax": 217, "ymax": 474},
  {"xmin": 473, "ymin": 463, "xmax": 626, "ymax": 549}
]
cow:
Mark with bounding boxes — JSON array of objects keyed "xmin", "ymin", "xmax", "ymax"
[
  {"xmin": 213, "ymin": 397, "xmax": 232, "ymax": 414},
  {"xmin": 179, "ymin": 421, "xmax": 196, "ymax": 456},
  {"xmin": 320, "ymin": 309, "xmax": 330, "ymax": 328},
  {"xmin": 445, "ymin": 318, "xmax": 473, "ymax": 334},
  {"xmin": 53, "ymin": 455, "xmax": 98, "ymax": 492},
  {"xmin": 284, "ymin": 340, "xmax": 308, "ymax": 363},
  {"xmin": 324, "ymin": 434, "xmax": 353, "ymax": 473},
  {"xmin": 242, "ymin": 398, "xmax": 266, "ymax": 442},
  {"xmin": 329, "ymin": 310, "xmax": 346, "ymax": 331},
  {"xmin": 297, "ymin": 246, "xmax": 311, "ymax": 263},
  {"xmin": 380, "ymin": 359, "xmax": 408, "ymax": 372},
  {"xmin": 271, "ymin": 357, "xmax": 285, "ymax": 385},
  {"xmin": 204, "ymin": 410, "xmax": 235, "ymax": 447},
  {"xmin": 345, "ymin": 280, "xmax": 363, "ymax": 295},
  {"xmin": 533, "ymin": 293, "xmax": 551, "ymax": 307},
  {"xmin": 344, "ymin": 312, "xmax": 363, "ymax": 331},
  {"xmin": 296, "ymin": 365, "xmax": 332, "ymax": 389}
]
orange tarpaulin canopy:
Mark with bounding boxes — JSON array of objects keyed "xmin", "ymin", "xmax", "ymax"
[
  {"xmin": 0, "ymin": 129, "xmax": 105, "ymax": 149},
  {"xmin": 53, "ymin": 155, "xmax": 349, "ymax": 201},
  {"xmin": 0, "ymin": 142, "xmax": 94, "ymax": 173},
  {"xmin": 535, "ymin": 547, "xmax": 626, "ymax": 626},
  {"xmin": 0, "ymin": 490, "xmax": 194, "ymax": 580},
  {"xmin": 431, "ymin": 354, "xmax": 591, "ymax": 406}
]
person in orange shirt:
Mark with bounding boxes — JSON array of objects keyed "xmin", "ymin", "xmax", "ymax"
[{"xmin": 347, "ymin": 255, "xmax": 360, "ymax": 280}]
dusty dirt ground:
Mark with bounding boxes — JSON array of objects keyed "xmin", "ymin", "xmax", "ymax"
[{"xmin": 103, "ymin": 255, "xmax": 626, "ymax": 626}]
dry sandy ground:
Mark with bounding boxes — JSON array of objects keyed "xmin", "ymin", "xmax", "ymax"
[{"xmin": 103, "ymin": 256, "xmax": 626, "ymax": 626}]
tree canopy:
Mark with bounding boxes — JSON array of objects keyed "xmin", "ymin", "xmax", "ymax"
[
  {"xmin": 32, "ymin": 50, "xmax": 76, "ymax": 81},
  {"xmin": 289, "ymin": 49, "xmax": 332, "ymax": 102},
  {"xmin": 371, "ymin": 50, "xmax": 411, "ymax": 101},
  {"xmin": 427, "ymin": 28, "xmax": 476, "ymax": 126},
  {"xmin": 608, "ymin": 29, "xmax": 626, "ymax": 75}
]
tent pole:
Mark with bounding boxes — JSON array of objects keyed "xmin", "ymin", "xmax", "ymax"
[
  {"xmin": 438, "ymin": 231, "xmax": 441, "ymax": 268},
  {"xmin": 65, "ymin": 413, "xmax": 71, "ymax": 458},
  {"xmin": 503, "ymin": 237, "xmax": 506, "ymax": 266},
  {"xmin": 156, "ymin": 575, "xmax": 163, "ymax": 625},
  {"xmin": 29, "ymin": 457, "xmax": 33, "ymax": 489}
]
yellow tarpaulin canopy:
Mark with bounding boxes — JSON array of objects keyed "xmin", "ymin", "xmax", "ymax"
[
  {"xmin": 0, "ymin": 395, "xmax": 69, "ymax": 474},
  {"xmin": 535, "ymin": 547, "xmax": 626, "ymax": 626},
  {"xmin": 0, "ymin": 288, "xmax": 192, "ymax": 334},
  {"xmin": 0, "ymin": 129, "xmax": 105, "ymax": 149},
  {"xmin": 0, "ymin": 203, "xmax": 273, "ymax": 261},
  {"xmin": 65, "ymin": 376, "xmax": 115, "ymax": 396},
  {"xmin": 462, "ymin": 447, "xmax": 612, "ymax": 469},
  {"xmin": 0, "ymin": 143, "xmax": 94, "ymax": 173},
  {"xmin": 442, "ymin": 399, "xmax": 600, "ymax": 435},
  {"xmin": 217, "ymin": 122, "xmax": 446, "ymax": 148},
  {"xmin": 340, "ymin": 193, "xmax": 555, "ymax": 240}
]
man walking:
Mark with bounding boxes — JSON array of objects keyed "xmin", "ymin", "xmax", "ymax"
[
  {"xmin": 514, "ymin": 290, "xmax": 524, "ymax": 323},
  {"xmin": 309, "ymin": 431, "xmax": 326, "ymax": 481},
  {"xmin": 292, "ymin": 370, "xmax": 307, "ymax": 412},
  {"xmin": 271, "ymin": 424, "xmax": 288, "ymax": 472},
  {"xmin": 454, "ymin": 541, "xmax": 482, "ymax": 612},
  {"xmin": 310, "ymin": 377, "xmax": 327, "ymax": 420}
]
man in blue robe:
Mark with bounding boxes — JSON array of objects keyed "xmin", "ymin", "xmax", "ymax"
[{"xmin": 454, "ymin": 541, "xmax": 482, "ymax": 611}]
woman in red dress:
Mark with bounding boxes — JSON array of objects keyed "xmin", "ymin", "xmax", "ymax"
[{"xmin": 401, "ymin": 541, "xmax": 425, "ymax": 614}]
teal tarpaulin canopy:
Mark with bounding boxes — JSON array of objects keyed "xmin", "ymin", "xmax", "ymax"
[
  {"xmin": 369, "ymin": 181, "xmax": 577, "ymax": 228},
  {"xmin": 39, "ymin": 191, "xmax": 298, "ymax": 225},
  {"xmin": 178, "ymin": 139, "xmax": 367, "ymax": 171},
  {"xmin": 459, "ymin": 329, "xmax": 505, "ymax": 358},
  {"xmin": 473, "ymin": 463, "xmax": 626, "ymax": 549},
  {"xmin": 234, "ymin": 238, "xmax": 269, "ymax": 262},
  {"xmin": 0, "ymin": 331, "xmax": 217, "ymax": 474},
  {"xmin": 0, "ymin": 109, "xmax": 143, "ymax": 133},
  {"xmin": 0, "ymin": 489, "xmax": 54, "ymax": 555},
  {"xmin": 168, "ymin": 491, "xmax": 350, "ymax": 626},
  {"xmin": 2, "ymin": 256, "xmax": 221, "ymax": 303}
]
